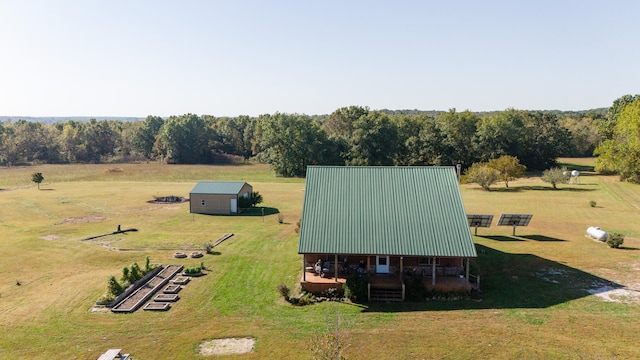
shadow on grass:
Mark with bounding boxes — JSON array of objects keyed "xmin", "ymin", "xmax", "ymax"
[
  {"xmin": 81, "ymin": 228, "xmax": 138, "ymax": 241},
  {"xmin": 519, "ymin": 235, "xmax": 566, "ymax": 242},
  {"xmin": 242, "ymin": 207, "xmax": 280, "ymax": 216},
  {"xmin": 361, "ymin": 244, "xmax": 621, "ymax": 312},
  {"xmin": 494, "ymin": 185, "xmax": 597, "ymax": 192},
  {"xmin": 619, "ymin": 246, "xmax": 640, "ymax": 251},
  {"xmin": 477, "ymin": 235, "xmax": 524, "ymax": 242},
  {"xmin": 196, "ymin": 207, "xmax": 280, "ymax": 217}
]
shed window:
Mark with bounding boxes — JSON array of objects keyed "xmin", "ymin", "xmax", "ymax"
[
  {"xmin": 201, "ymin": 199, "xmax": 206, "ymax": 206},
  {"xmin": 419, "ymin": 257, "xmax": 440, "ymax": 265}
]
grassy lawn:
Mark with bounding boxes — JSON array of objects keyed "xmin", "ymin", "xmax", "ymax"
[{"xmin": 1, "ymin": 160, "xmax": 640, "ymax": 359}]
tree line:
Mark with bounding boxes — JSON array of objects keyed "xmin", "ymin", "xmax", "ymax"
[{"xmin": 0, "ymin": 106, "xmax": 606, "ymax": 176}]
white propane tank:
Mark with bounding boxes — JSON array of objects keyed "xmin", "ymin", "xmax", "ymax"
[{"xmin": 587, "ymin": 226, "xmax": 608, "ymax": 241}]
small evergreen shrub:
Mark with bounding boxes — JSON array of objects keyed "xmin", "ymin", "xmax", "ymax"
[
  {"xmin": 144, "ymin": 256, "xmax": 153, "ymax": 273},
  {"xmin": 129, "ymin": 262, "xmax": 142, "ymax": 282},
  {"xmin": 204, "ymin": 242, "xmax": 214, "ymax": 254},
  {"xmin": 404, "ymin": 275, "xmax": 428, "ymax": 302},
  {"xmin": 277, "ymin": 214, "xmax": 284, "ymax": 224},
  {"xmin": 607, "ymin": 233, "xmax": 624, "ymax": 248},
  {"xmin": 107, "ymin": 275, "xmax": 124, "ymax": 297},
  {"xmin": 589, "ymin": 200, "xmax": 597, "ymax": 207},
  {"xmin": 277, "ymin": 284, "xmax": 290, "ymax": 299},
  {"xmin": 344, "ymin": 274, "xmax": 368, "ymax": 302}
]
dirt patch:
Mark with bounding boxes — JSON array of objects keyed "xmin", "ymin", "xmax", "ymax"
[
  {"xmin": 88, "ymin": 306, "xmax": 111, "ymax": 313},
  {"xmin": 40, "ymin": 234, "xmax": 61, "ymax": 241},
  {"xmin": 589, "ymin": 260, "xmax": 640, "ymax": 304},
  {"xmin": 198, "ymin": 338, "xmax": 255, "ymax": 356},
  {"xmin": 56, "ymin": 215, "xmax": 107, "ymax": 225},
  {"xmin": 587, "ymin": 285, "xmax": 640, "ymax": 304}
]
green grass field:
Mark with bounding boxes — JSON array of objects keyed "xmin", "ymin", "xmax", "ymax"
[{"xmin": 1, "ymin": 160, "xmax": 640, "ymax": 359}]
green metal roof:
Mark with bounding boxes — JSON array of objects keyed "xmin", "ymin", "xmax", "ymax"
[
  {"xmin": 298, "ymin": 166, "xmax": 476, "ymax": 258},
  {"xmin": 190, "ymin": 181, "xmax": 249, "ymax": 195}
]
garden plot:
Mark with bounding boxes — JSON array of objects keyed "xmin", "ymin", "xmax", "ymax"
[{"xmin": 112, "ymin": 264, "xmax": 183, "ymax": 313}]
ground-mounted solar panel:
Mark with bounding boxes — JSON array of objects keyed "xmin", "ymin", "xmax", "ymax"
[
  {"xmin": 497, "ymin": 214, "xmax": 533, "ymax": 235},
  {"xmin": 466, "ymin": 214, "xmax": 493, "ymax": 235}
]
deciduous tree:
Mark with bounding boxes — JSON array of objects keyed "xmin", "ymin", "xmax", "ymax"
[
  {"xmin": 255, "ymin": 113, "xmax": 326, "ymax": 177},
  {"xmin": 542, "ymin": 167, "xmax": 569, "ymax": 189},
  {"xmin": 347, "ymin": 111, "xmax": 397, "ymax": 166},
  {"xmin": 595, "ymin": 101, "xmax": 640, "ymax": 182},
  {"xmin": 133, "ymin": 115, "xmax": 164, "ymax": 159},
  {"xmin": 31, "ymin": 172, "xmax": 44, "ymax": 189},
  {"xmin": 464, "ymin": 163, "xmax": 499, "ymax": 191},
  {"xmin": 487, "ymin": 155, "xmax": 526, "ymax": 188}
]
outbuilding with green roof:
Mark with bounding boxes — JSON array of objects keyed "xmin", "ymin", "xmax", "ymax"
[
  {"xmin": 298, "ymin": 166, "xmax": 477, "ymax": 301},
  {"xmin": 189, "ymin": 181, "xmax": 252, "ymax": 215}
]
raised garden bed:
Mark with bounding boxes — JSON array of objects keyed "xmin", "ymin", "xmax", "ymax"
[
  {"xmin": 143, "ymin": 302, "xmax": 170, "ymax": 311},
  {"xmin": 111, "ymin": 264, "xmax": 183, "ymax": 313},
  {"xmin": 154, "ymin": 294, "xmax": 179, "ymax": 302},
  {"xmin": 163, "ymin": 284, "xmax": 181, "ymax": 294},
  {"xmin": 172, "ymin": 277, "xmax": 191, "ymax": 285}
]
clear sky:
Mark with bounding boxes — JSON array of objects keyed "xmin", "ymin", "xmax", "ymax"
[{"xmin": 1, "ymin": 1, "xmax": 638, "ymax": 117}]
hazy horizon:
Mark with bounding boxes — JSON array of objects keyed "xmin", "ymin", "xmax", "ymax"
[{"xmin": 1, "ymin": 1, "xmax": 637, "ymax": 117}]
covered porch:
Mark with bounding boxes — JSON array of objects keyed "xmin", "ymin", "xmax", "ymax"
[{"xmin": 300, "ymin": 254, "xmax": 477, "ymax": 301}]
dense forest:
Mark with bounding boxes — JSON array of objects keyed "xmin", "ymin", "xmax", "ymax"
[{"xmin": 0, "ymin": 102, "xmax": 626, "ymax": 178}]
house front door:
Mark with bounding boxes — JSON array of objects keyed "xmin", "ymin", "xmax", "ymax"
[
  {"xmin": 230, "ymin": 198, "xmax": 237, "ymax": 213},
  {"xmin": 376, "ymin": 256, "xmax": 390, "ymax": 273}
]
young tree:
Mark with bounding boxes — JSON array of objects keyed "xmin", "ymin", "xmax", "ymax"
[
  {"xmin": 129, "ymin": 262, "xmax": 142, "ymax": 283},
  {"xmin": 31, "ymin": 172, "xmax": 44, "ymax": 189},
  {"xmin": 107, "ymin": 275, "xmax": 124, "ymax": 297},
  {"xmin": 121, "ymin": 267, "xmax": 130, "ymax": 284},
  {"xmin": 487, "ymin": 155, "xmax": 526, "ymax": 188},
  {"xmin": 541, "ymin": 167, "xmax": 569, "ymax": 189},
  {"xmin": 464, "ymin": 163, "xmax": 500, "ymax": 191}
]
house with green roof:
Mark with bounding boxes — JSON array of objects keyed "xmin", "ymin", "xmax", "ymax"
[
  {"xmin": 298, "ymin": 166, "xmax": 477, "ymax": 301},
  {"xmin": 190, "ymin": 181, "xmax": 252, "ymax": 215}
]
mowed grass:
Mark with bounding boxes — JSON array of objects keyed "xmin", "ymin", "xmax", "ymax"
[{"xmin": 1, "ymin": 160, "xmax": 640, "ymax": 359}]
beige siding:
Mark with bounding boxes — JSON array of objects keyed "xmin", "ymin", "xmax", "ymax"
[
  {"xmin": 239, "ymin": 183, "xmax": 253, "ymax": 199},
  {"xmin": 189, "ymin": 183, "xmax": 253, "ymax": 215},
  {"xmin": 190, "ymin": 194, "xmax": 237, "ymax": 214}
]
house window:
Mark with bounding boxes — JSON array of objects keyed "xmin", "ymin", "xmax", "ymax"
[
  {"xmin": 201, "ymin": 199, "xmax": 206, "ymax": 206},
  {"xmin": 419, "ymin": 257, "xmax": 440, "ymax": 266}
]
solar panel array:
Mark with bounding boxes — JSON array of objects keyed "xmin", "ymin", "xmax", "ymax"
[
  {"xmin": 466, "ymin": 214, "xmax": 493, "ymax": 235},
  {"xmin": 466, "ymin": 214, "xmax": 494, "ymax": 228},
  {"xmin": 466, "ymin": 213, "xmax": 533, "ymax": 236},
  {"xmin": 497, "ymin": 214, "xmax": 533, "ymax": 226}
]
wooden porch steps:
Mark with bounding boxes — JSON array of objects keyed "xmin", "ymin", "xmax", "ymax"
[{"xmin": 370, "ymin": 287, "xmax": 403, "ymax": 302}]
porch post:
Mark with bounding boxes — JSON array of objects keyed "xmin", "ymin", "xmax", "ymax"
[
  {"xmin": 303, "ymin": 255, "xmax": 306, "ymax": 281},
  {"xmin": 465, "ymin": 257, "xmax": 470, "ymax": 280},
  {"xmin": 400, "ymin": 256, "xmax": 404, "ymax": 280},
  {"xmin": 334, "ymin": 254, "xmax": 338, "ymax": 282},
  {"xmin": 431, "ymin": 258, "xmax": 436, "ymax": 285},
  {"xmin": 366, "ymin": 256, "xmax": 370, "ymax": 274}
]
